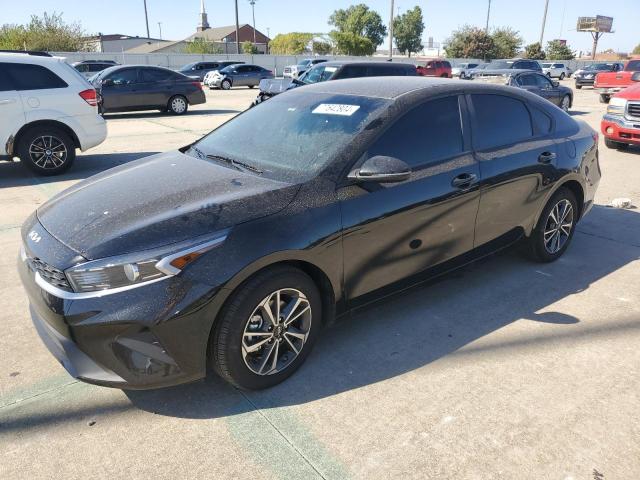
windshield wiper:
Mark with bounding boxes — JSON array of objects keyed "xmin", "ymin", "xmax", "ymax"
[{"xmin": 206, "ymin": 154, "xmax": 263, "ymax": 174}]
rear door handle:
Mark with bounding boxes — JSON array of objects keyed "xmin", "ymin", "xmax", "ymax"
[
  {"xmin": 538, "ymin": 151, "xmax": 556, "ymax": 163},
  {"xmin": 451, "ymin": 173, "xmax": 477, "ymax": 188}
]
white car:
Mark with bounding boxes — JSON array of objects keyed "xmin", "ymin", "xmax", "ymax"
[
  {"xmin": 283, "ymin": 59, "xmax": 328, "ymax": 78},
  {"xmin": 202, "ymin": 69, "xmax": 219, "ymax": 87},
  {"xmin": 452, "ymin": 62, "xmax": 481, "ymax": 79},
  {"xmin": 541, "ymin": 62, "xmax": 572, "ymax": 79},
  {"xmin": 0, "ymin": 51, "xmax": 107, "ymax": 175}
]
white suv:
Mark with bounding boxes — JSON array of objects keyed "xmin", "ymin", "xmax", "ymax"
[
  {"xmin": 541, "ymin": 62, "xmax": 572, "ymax": 80},
  {"xmin": 0, "ymin": 52, "xmax": 107, "ymax": 175}
]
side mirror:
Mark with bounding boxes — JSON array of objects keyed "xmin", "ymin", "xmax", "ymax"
[
  {"xmin": 101, "ymin": 78, "xmax": 114, "ymax": 87},
  {"xmin": 552, "ymin": 80, "xmax": 559, "ymax": 87},
  {"xmin": 348, "ymin": 155, "xmax": 411, "ymax": 183},
  {"xmin": 632, "ymin": 71, "xmax": 640, "ymax": 82}
]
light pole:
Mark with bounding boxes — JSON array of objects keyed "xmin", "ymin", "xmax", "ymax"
[
  {"xmin": 143, "ymin": 0, "xmax": 150, "ymax": 38},
  {"xmin": 248, "ymin": 0, "xmax": 257, "ymax": 45},
  {"xmin": 388, "ymin": 0, "xmax": 394, "ymax": 60},
  {"xmin": 157, "ymin": 22, "xmax": 162, "ymax": 40},
  {"xmin": 235, "ymin": 0, "xmax": 240, "ymax": 54},
  {"xmin": 485, "ymin": 0, "xmax": 492, "ymax": 33},
  {"xmin": 539, "ymin": 0, "xmax": 550, "ymax": 46}
]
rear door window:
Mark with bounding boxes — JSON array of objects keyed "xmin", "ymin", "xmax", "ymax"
[
  {"xmin": 6, "ymin": 64, "xmax": 68, "ymax": 90},
  {"xmin": 140, "ymin": 68, "xmax": 173, "ymax": 82},
  {"xmin": 340, "ymin": 65, "xmax": 368, "ymax": 79},
  {"xmin": 470, "ymin": 94, "xmax": 533, "ymax": 150},
  {"xmin": 106, "ymin": 68, "xmax": 139, "ymax": 85},
  {"xmin": 0, "ymin": 65, "xmax": 15, "ymax": 91}
]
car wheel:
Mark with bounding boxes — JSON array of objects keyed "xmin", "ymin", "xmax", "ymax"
[
  {"xmin": 525, "ymin": 188, "xmax": 578, "ymax": 263},
  {"xmin": 575, "ymin": 84, "xmax": 582, "ymax": 89},
  {"xmin": 561, "ymin": 95, "xmax": 571, "ymax": 112},
  {"xmin": 168, "ymin": 95, "xmax": 188, "ymax": 115},
  {"xmin": 559, "ymin": 72, "xmax": 565, "ymax": 80},
  {"xmin": 599, "ymin": 94, "xmax": 610, "ymax": 104},
  {"xmin": 248, "ymin": 85, "xmax": 255, "ymax": 89},
  {"xmin": 460, "ymin": 72, "xmax": 466, "ymax": 79},
  {"xmin": 17, "ymin": 126, "xmax": 75, "ymax": 176},
  {"xmin": 210, "ymin": 266, "xmax": 322, "ymax": 390},
  {"xmin": 221, "ymin": 79, "xmax": 232, "ymax": 90},
  {"xmin": 546, "ymin": 72, "xmax": 552, "ymax": 77}
]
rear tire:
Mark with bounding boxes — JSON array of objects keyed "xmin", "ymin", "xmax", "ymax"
[
  {"xmin": 575, "ymin": 84, "xmax": 582, "ymax": 89},
  {"xmin": 559, "ymin": 72, "xmax": 565, "ymax": 80},
  {"xmin": 17, "ymin": 126, "xmax": 75, "ymax": 176},
  {"xmin": 167, "ymin": 95, "xmax": 188, "ymax": 115},
  {"xmin": 599, "ymin": 94, "xmax": 610, "ymax": 104}
]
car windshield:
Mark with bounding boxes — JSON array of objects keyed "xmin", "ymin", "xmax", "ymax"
[
  {"xmin": 188, "ymin": 92, "xmax": 390, "ymax": 183},
  {"xmin": 180, "ymin": 63, "xmax": 197, "ymax": 71},
  {"xmin": 487, "ymin": 61, "xmax": 512, "ymax": 69},
  {"xmin": 585, "ymin": 64, "xmax": 612, "ymax": 71},
  {"xmin": 542, "ymin": 63, "xmax": 552, "ymax": 68}
]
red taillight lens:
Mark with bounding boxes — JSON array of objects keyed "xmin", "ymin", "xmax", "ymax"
[
  {"xmin": 79, "ymin": 89, "xmax": 98, "ymax": 106},
  {"xmin": 191, "ymin": 81, "xmax": 203, "ymax": 89}
]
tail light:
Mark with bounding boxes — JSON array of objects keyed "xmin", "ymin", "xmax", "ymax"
[
  {"xmin": 78, "ymin": 89, "xmax": 98, "ymax": 106},
  {"xmin": 191, "ymin": 81, "xmax": 203, "ymax": 89}
]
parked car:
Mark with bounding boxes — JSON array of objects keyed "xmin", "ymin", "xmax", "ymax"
[
  {"xmin": 470, "ymin": 59, "xmax": 543, "ymax": 78},
  {"xmin": 601, "ymin": 75, "xmax": 640, "ymax": 149},
  {"xmin": 72, "ymin": 60, "xmax": 119, "ymax": 79},
  {"xmin": 416, "ymin": 60, "xmax": 452, "ymax": 77},
  {"xmin": 18, "ymin": 77, "xmax": 600, "ymax": 391},
  {"xmin": 574, "ymin": 62, "xmax": 624, "ymax": 89},
  {"xmin": 452, "ymin": 62, "xmax": 481, "ymax": 79},
  {"xmin": 91, "ymin": 65, "xmax": 206, "ymax": 115},
  {"xmin": 283, "ymin": 58, "xmax": 328, "ymax": 79},
  {"xmin": 252, "ymin": 60, "xmax": 417, "ymax": 106},
  {"xmin": 206, "ymin": 64, "xmax": 274, "ymax": 90},
  {"xmin": 594, "ymin": 60, "xmax": 640, "ymax": 103},
  {"xmin": 541, "ymin": 62, "xmax": 572, "ymax": 79},
  {"xmin": 179, "ymin": 61, "xmax": 244, "ymax": 81},
  {"xmin": 0, "ymin": 51, "xmax": 106, "ymax": 175}
]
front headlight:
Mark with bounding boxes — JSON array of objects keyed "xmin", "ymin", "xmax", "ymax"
[
  {"xmin": 585, "ymin": 73, "xmax": 594, "ymax": 79},
  {"xmin": 64, "ymin": 233, "xmax": 227, "ymax": 294},
  {"xmin": 607, "ymin": 97, "xmax": 627, "ymax": 116}
]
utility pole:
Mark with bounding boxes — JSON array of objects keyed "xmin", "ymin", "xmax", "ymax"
[
  {"xmin": 235, "ymin": 0, "xmax": 240, "ymax": 54},
  {"xmin": 248, "ymin": 0, "xmax": 257, "ymax": 44},
  {"xmin": 485, "ymin": 0, "xmax": 492, "ymax": 33},
  {"xmin": 539, "ymin": 0, "xmax": 549, "ymax": 45},
  {"xmin": 157, "ymin": 22, "xmax": 162, "ymax": 40},
  {"xmin": 143, "ymin": 0, "xmax": 150, "ymax": 38},
  {"xmin": 388, "ymin": 0, "xmax": 394, "ymax": 60}
]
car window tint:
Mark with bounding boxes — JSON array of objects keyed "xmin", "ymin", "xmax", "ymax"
[
  {"xmin": 340, "ymin": 66, "xmax": 368, "ymax": 78},
  {"xmin": 533, "ymin": 74, "xmax": 552, "ymax": 88},
  {"xmin": 6, "ymin": 64, "xmax": 68, "ymax": 90},
  {"xmin": 517, "ymin": 74, "xmax": 537, "ymax": 87},
  {"xmin": 0, "ymin": 66, "xmax": 14, "ymax": 91},
  {"xmin": 75, "ymin": 64, "xmax": 89, "ymax": 72},
  {"xmin": 141, "ymin": 68, "xmax": 172, "ymax": 82},
  {"xmin": 88, "ymin": 63, "xmax": 108, "ymax": 72},
  {"xmin": 471, "ymin": 94, "xmax": 533, "ymax": 150},
  {"xmin": 368, "ymin": 96, "xmax": 464, "ymax": 169},
  {"xmin": 107, "ymin": 69, "xmax": 138, "ymax": 85},
  {"xmin": 530, "ymin": 106, "xmax": 552, "ymax": 134}
]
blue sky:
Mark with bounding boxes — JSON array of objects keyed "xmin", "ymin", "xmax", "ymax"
[{"xmin": 2, "ymin": 0, "xmax": 638, "ymax": 53}]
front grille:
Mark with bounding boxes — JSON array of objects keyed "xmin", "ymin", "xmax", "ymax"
[
  {"xmin": 284, "ymin": 68, "xmax": 291, "ymax": 73},
  {"xmin": 627, "ymin": 102, "xmax": 640, "ymax": 120},
  {"xmin": 29, "ymin": 257, "xmax": 71, "ymax": 290}
]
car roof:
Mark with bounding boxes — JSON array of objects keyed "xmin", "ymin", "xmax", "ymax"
[
  {"xmin": 0, "ymin": 52, "xmax": 66, "ymax": 65},
  {"xmin": 318, "ymin": 60, "xmax": 416, "ymax": 69}
]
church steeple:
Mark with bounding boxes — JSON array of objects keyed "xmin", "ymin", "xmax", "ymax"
[{"xmin": 197, "ymin": 0, "xmax": 210, "ymax": 32}]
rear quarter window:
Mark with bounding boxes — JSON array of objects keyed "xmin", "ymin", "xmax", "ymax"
[
  {"xmin": 471, "ymin": 94, "xmax": 533, "ymax": 150},
  {"xmin": 6, "ymin": 64, "xmax": 68, "ymax": 90}
]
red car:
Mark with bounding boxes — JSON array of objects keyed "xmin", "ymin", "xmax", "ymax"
[
  {"xmin": 601, "ymin": 78, "xmax": 640, "ymax": 149},
  {"xmin": 594, "ymin": 59, "xmax": 640, "ymax": 103},
  {"xmin": 416, "ymin": 59, "xmax": 452, "ymax": 78}
]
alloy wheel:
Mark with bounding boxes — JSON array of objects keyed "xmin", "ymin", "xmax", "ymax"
[
  {"xmin": 242, "ymin": 288, "xmax": 312, "ymax": 376},
  {"xmin": 171, "ymin": 97, "xmax": 187, "ymax": 114},
  {"xmin": 561, "ymin": 95, "xmax": 570, "ymax": 112},
  {"xmin": 543, "ymin": 199, "xmax": 574, "ymax": 254},
  {"xmin": 28, "ymin": 135, "xmax": 67, "ymax": 170}
]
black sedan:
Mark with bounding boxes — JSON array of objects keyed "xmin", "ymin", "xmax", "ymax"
[
  {"xmin": 573, "ymin": 62, "xmax": 624, "ymax": 89},
  {"xmin": 92, "ymin": 65, "xmax": 206, "ymax": 115},
  {"xmin": 19, "ymin": 78, "xmax": 600, "ymax": 390}
]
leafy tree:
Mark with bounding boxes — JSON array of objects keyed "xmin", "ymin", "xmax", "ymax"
[
  {"xmin": 184, "ymin": 37, "xmax": 223, "ymax": 54},
  {"xmin": 312, "ymin": 41, "xmax": 332, "ymax": 55},
  {"xmin": 444, "ymin": 25, "xmax": 496, "ymax": 60},
  {"xmin": 329, "ymin": 31, "xmax": 375, "ymax": 56},
  {"xmin": 523, "ymin": 42, "xmax": 546, "ymax": 60},
  {"xmin": 0, "ymin": 12, "xmax": 84, "ymax": 51},
  {"xmin": 269, "ymin": 32, "xmax": 313, "ymax": 54},
  {"xmin": 328, "ymin": 4, "xmax": 387, "ymax": 49},
  {"xmin": 633, "ymin": 43, "xmax": 640, "ymax": 55},
  {"xmin": 242, "ymin": 41, "xmax": 259, "ymax": 54},
  {"xmin": 491, "ymin": 27, "xmax": 522, "ymax": 59},
  {"xmin": 393, "ymin": 6, "xmax": 424, "ymax": 57},
  {"xmin": 545, "ymin": 40, "xmax": 575, "ymax": 60}
]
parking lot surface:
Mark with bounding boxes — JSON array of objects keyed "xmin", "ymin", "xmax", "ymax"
[{"xmin": 1, "ymin": 82, "xmax": 639, "ymax": 480}]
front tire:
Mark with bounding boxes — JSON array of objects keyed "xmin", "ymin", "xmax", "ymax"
[
  {"xmin": 168, "ymin": 95, "xmax": 188, "ymax": 115},
  {"xmin": 559, "ymin": 72, "xmax": 565, "ymax": 80},
  {"xmin": 17, "ymin": 126, "xmax": 75, "ymax": 176},
  {"xmin": 599, "ymin": 94, "xmax": 610, "ymax": 104},
  {"xmin": 525, "ymin": 188, "xmax": 578, "ymax": 263},
  {"xmin": 210, "ymin": 266, "xmax": 322, "ymax": 390},
  {"xmin": 561, "ymin": 94, "xmax": 571, "ymax": 112},
  {"xmin": 575, "ymin": 84, "xmax": 582, "ymax": 89},
  {"xmin": 221, "ymin": 79, "xmax": 232, "ymax": 90}
]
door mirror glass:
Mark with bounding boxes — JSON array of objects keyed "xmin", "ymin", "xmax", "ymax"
[{"xmin": 348, "ymin": 156, "xmax": 411, "ymax": 183}]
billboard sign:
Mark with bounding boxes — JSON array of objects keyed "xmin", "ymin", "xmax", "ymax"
[{"xmin": 577, "ymin": 15, "xmax": 613, "ymax": 32}]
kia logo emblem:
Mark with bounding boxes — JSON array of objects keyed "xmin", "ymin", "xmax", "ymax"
[{"xmin": 28, "ymin": 231, "xmax": 41, "ymax": 243}]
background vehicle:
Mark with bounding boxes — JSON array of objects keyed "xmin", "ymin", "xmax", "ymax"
[
  {"xmin": 416, "ymin": 60, "xmax": 452, "ymax": 77},
  {"xmin": 594, "ymin": 60, "xmax": 640, "ymax": 103},
  {"xmin": 487, "ymin": 70, "xmax": 573, "ymax": 111},
  {"xmin": 19, "ymin": 77, "xmax": 599, "ymax": 391},
  {"xmin": 470, "ymin": 59, "xmax": 542, "ymax": 78},
  {"xmin": 601, "ymin": 79, "xmax": 640, "ymax": 149},
  {"xmin": 92, "ymin": 65, "xmax": 205, "ymax": 114},
  {"xmin": 72, "ymin": 60, "xmax": 118, "ymax": 79},
  {"xmin": 206, "ymin": 64, "xmax": 274, "ymax": 90},
  {"xmin": 179, "ymin": 61, "xmax": 244, "ymax": 81},
  {"xmin": 252, "ymin": 60, "xmax": 417, "ymax": 106},
  {"xmin": 283, "ymin": 58, "xmax": 327, "ymax": 78},
  {"xmin": 574, "ymin": 62, "xmax": 624, "ymax": 89},
  {"xmin": 0, "ymin": 51, "xmax": 106, "ymax": 175},
  {"xmin": 541, "ymin": 62, "xmax": 572, "ymax": 79},
  {"xmin": 452, "ymin": 62, "xmax": 481, "ymax": 79}
]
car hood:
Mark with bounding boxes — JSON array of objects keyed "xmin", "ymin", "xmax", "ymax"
[{"xmin": 37, "ymin": 151, "xmax": 299, "ymax": 259}]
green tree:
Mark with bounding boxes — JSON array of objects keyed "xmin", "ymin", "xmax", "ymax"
[
  {"xmin": 242, "ymin": 41, "xmax": 259, "ymax": 54},
  {"xmin": 312, "ymin": 40, "xmax": 332, "ymax": 55},
  {"xmin": 545, "ymin": 40, "xmax": 575, "ymax": 60},
  {"xmin": 328, "ymin": 4, "xmax": 387, "ymax": 49},
  {"xmin": 0, "ymin": 12, "xmax": 84, "ymax": 51},
  {"xmin": 269, "ymin": 32, "xmax": 313, "ymax": 54},
  {"xmin": 633, "ymin": 43, "xmax": 640, "ymax": 55},
  {"xmin": 444, "ymin": 25, "xmax": 496, "ymax": 60},
  {"xmin": 491, "ymin": 27, "xmax": 522, "ymax": 58},
  {"xmin": 184, "ymin": 37, "xmax": 223, "ymax": 54},
  {"xmin": 393, "ymin": 6, "xmax": 424, "ymax": 57},
  {"xmin": 523, "ymin": 42, "xmax": 546, "ymax": 60},
  {"xmin": 329, "ymin": 31, "xmax": 375, "ymax": 56}
]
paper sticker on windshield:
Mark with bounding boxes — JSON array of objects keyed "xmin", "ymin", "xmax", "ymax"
[{"xmin": 312, "ymin": 104, "xmax": 360, "ymax": 116}]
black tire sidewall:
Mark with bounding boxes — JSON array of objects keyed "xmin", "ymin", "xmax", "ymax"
[
  {"xmin": 221, "ymin": 79, "xmax": 232, "ymax": 90},
  {"xmin": 168, "ymin": 95, "xmax": 188, "ymax": 115},
  {"xmin": 529, "ymin": 188, "xmax": 578, "ymax": 262},
  {"xmin": 211, "ymin": 267, "xmax": 322, "ymax": 390},
  {"xmin": 18, "ymin": 126, "xmax": 75, "ymax": 176}
]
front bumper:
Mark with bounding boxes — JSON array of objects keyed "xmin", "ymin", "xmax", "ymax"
[
  {"xmin": 574, "ymin": 77, "xmax": 595, "ymax": 86},
  {"xmin": 601, "ymin": 114, "xmax": 640, "ymax": 145},
  {"xmin": 597, "ymin": 87, "xmax": 623, "ymax": 95}
]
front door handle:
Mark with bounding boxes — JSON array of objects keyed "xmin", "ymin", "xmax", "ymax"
[
  {"xmin": 538, "ymin": 151, "xmax": 556, "ymax": 163},
  {"xmin": 451, "ymin": 173, "xmax": 477, "ymax": 188}
]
